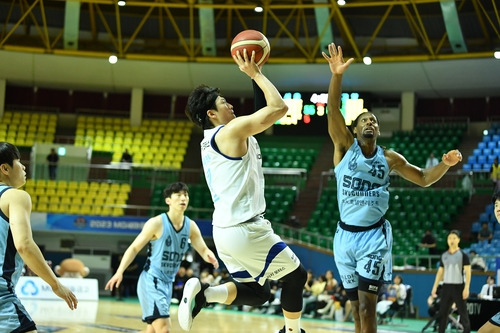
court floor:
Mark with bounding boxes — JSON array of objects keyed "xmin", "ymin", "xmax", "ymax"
[{"xmin": 28, "ymin": 297, "xmax": 436, "ymax": 333}]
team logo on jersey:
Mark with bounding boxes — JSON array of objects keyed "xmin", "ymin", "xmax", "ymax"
[{"xmin": 348, "ymin": 151, "xmax": 359, "ymax": 171}]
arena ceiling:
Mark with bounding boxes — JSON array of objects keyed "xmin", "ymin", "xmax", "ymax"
[{"xmin": 0, "ymin": 0, "xmax": 499, "ymax": 98}]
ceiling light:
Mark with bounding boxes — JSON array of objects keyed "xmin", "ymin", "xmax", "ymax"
[
  {"xmin": 254, "ymin": 6, "xmax": 263, "ymax": 13},
  {"xmin": 337, "ymin": 0, "xmax": 346, "ymax": 5},
  {"xmin": 494, "ymin": 51, "xmax": 500, "ymax": 59},
  {"xmin": 363, "ymin": 56, "xmax": 372, "ymax": 65},
  {"xmin": 109, "ymin": 55, "xmax": 118, "ymax": 64},
  {"xmin": 117, "ymin": 0, "xmax": 126, "ymax": 6}
]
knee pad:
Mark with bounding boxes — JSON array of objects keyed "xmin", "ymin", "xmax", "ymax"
[
  {"xmin": 280, "ymin": 264, "xmax": 307, "ymax": 286},
  {"xmin": 233, "ymin": 280, "xmax": 271, "ymax": 306},
  {"xmin": 280, "ymin": 264, "xmax": 307, "ymax": 312}
]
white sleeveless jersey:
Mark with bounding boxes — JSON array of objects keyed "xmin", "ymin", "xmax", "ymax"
[{"xmin": 201, "ymin": 125, "xmax": 266, "ymax": 227}]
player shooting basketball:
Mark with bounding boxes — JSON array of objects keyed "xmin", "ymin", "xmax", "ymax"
[{"xmin": 181, "ymin": 44, "xmax": 308, "ymax": 333}]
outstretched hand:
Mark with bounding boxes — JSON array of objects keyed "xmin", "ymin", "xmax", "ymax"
[
  {"xmin": 232, "ymin": 49, "xmax": 261, "ymax": 79},
  {"xmin": 442, "ymin": 149, "xmax": 463, "ymax": 166},
  {"xmin": 53, "ymin": 282, "xmax": 78, "ymax": 310},
  {"xmin": 322, "ymin": 43, "xmax": 354, "ymax": 75},
  {"xmin": 104, "ymin": 273, "xmax": 123, "ymax": 292}
]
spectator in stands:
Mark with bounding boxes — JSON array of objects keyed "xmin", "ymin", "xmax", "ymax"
[
  {"xmin": 324, "ymin": 43, "xmax": 462, "ymax": 333},
  {"xmin": 431, "ymin": 230, "xmax": 471, "ymax": 333},
  {"xmin": 46, "ymin": 147, "xmax": 59, "ymax": 180},
  {"xmin": 376, "ymin": 274, "xmax": 407, "ymax": 324},
  {"xmin": 479, "ymin": 275, "xmax": 497, "ymax": 300},
  {"xmin": 172, "ymin": 266, "xmax": 190, "ymax": 303},
  {"xmin": 478, "ymin": 222, "xmax": 493, "ymax": 243},
  {"xmin": 478, "ymin": 191, "xmax": 500, "ymax": 333},
  {"xmin": 490, "ymin": 157, "xmax": 500, "ymax": 192},
  {"xmin": 182, "ymin": 49, "xmax": 308, "ymax": 333},
  {"xmin": 0, "ymin": 142, "xmax": 78, "ymax": 332},
  {"xmin": 120, "ymin": 148, "xmax": 133, "ymax": 163},
  {"xmin": 426, "ymin": 152, "xmax": 439, "ymax": 168},
  {"xmin": 419, "ymin": 229, "xmax": 439, "ymax": 255},
  {"xmin": 302, "ymin": 274, "xmax": 326, "ymax": 317},
  {"xmin": 105, "ymin": 182, "xmax": 218, "ymax": 333},
  {"xmin": 469, "ymin": 250, "xmax": 487, "ymax": 271}
]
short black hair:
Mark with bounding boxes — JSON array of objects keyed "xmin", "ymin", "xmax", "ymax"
[
  {"xmin": 448, "ymin": 229, "xmax": 461, "ymax": 238},
  {"xmin": 163, "ymin": 182, "xmax": 189, "ymax": 199},
  {"xmin": 0, "ymin": 142, "xmax": 21, "ymax": 167},
  {"xmin": 185, "ymin": 85, "xmax": 220, "ymax": 129},
  {"xmin": 492, "ymin": 190, "xmax": 500, "ymax": 204},
  {"xmin": 348, "ymin": 111, "xmax": 378, "ymax": 136}
]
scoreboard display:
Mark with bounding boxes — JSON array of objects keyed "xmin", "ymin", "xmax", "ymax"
[{"xmin": 276, "ymin": 91, "xmax": 369, "ymax": 126}]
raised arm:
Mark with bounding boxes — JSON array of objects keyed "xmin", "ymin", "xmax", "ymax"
[
  {"xmin": 322, "ymin": 43, "xmax": 355, "ymax": 166},
  {"xmin": 226, "ymin": 49, "xmax": 288, "ymax": 139}
]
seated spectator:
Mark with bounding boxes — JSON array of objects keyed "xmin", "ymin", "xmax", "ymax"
[
  {"xmin": 302, "ymin": 273, "xmax": 326, "ymax": 317},
  {"xmin": 477, "ymin": 222, "xmax": 493, "ymax": 243},
  {"xmin": 377, "ymin": 274, "xmax": 407, "ymax": 324},
  {"xmin": 120, "ymin": 149, "xmax": 133, "ymax": 163},
  {"xmin": 469, "ymin": 250, "xmax": 487, "ymax": 271},
  {"xmin": 317, "ymin": 282, "xmax": 352, "ymax": 322},
  {"xmin": 479, "ymin": 275, "xmax": 497, "ymax": 300}
]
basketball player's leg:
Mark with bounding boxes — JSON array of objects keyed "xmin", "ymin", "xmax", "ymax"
[
  {"xmin": 150, "ymin": 317, "xmax": 172, "ymax": 333},
  {"xmin": 478, "ymin": 313, "xmax": 500, "ymax": 333},
  {"xmin": 137, "ymin": 271, "xmax": 172, "ymax": 332},
  {"xmin": 0, "ymin": 295, "xmax": 37, "ymax": 332}
]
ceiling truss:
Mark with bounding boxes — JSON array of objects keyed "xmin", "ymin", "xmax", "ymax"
[{"xmin": 0, "ymin": 0, "xmax": 499, "ymax": 64}]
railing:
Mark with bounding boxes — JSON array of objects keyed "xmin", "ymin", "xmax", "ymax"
[{"xmin": 22, "ymin": 160, "xmax": 307, "ymax": 216}]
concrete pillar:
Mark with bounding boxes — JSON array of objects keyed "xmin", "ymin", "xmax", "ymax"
[
  {"xmin": 130, "ymin": 88, "xmax": 143, "ymax": 127},
  {"xmin": 401, "ymin": 91, "xmax": 415, "ymax": 132}
]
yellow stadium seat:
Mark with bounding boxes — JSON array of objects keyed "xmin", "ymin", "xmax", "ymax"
[
  {"xmin": 68, "ymin": 205, "xmax": 81, "ymax": 215},
  {"xmin": 112, "ymin": 207, "xmax": 124, "ymax": 216},
  {"xmin": 120, "ymin": 183, "xmax": 131, "ymax": 192},
  {"xmin": 36, "ymin": 202, "xmax": 49, "ymax": 212},
  {"xmin": 101, "ymin": 207, "xmax": 113, "ymax": 216}
]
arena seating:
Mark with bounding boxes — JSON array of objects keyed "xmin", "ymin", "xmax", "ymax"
[
  {"xmin": 0, "ymin": 111, "xmax": 57, "ymax": 146},
  {"xmin": 24, "ymin": 179, "xmax": 131, "ymax": 216},
  {"xmin": 462, "ymin": 122, "xmax": 500, "ymax": 172},
  {"xmin": 75, "ymin": 116, "xmax": 191, "ymax": 169},
  {"xmin": 388, "ymin": 123, "xmax": 466, "ymax": 168}
]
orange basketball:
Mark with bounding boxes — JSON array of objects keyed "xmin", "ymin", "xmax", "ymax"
[{"xmin": 230, "ymin": 30, "xmax": 271, "ymax": 66}]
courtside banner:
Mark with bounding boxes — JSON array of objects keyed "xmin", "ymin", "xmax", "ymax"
[
  {"xmin": 31, "ymin": 212, "xmax": 147, "ymax": 234},
  {"xmin": 16, "ymin": 276, "xmax": 99, "ymax": 301},
  {"xmin": 31, "ymin": 212, "xmax": 213, "ymax": 236}
]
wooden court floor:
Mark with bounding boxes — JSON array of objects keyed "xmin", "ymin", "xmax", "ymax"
[{"xmin": 27, "ymin": 297, "xmax": 432, "ymax": 333}]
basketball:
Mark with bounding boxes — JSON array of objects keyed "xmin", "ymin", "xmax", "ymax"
[{"xmin": 230, "ymin": 30, "xmax": 270, "ymax": 66}]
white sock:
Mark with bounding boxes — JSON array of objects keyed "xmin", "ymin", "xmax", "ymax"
[
  {"xmin": 205, "ymin": 285, "xmax": 229, "ymax": 303},
  {"xmin": 284, "ymin": 317, "xmax": 301, "ymax": 332}
]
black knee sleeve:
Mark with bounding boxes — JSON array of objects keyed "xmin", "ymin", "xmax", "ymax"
[
  {"xmin": 232, "ymin": 280, "xmax": 271, "ymax": 306},
  {"xmin": 280, "ymin": 264, "xmax": 307, "ymax": 312}
]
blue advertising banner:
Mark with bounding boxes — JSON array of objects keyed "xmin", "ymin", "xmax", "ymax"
[
  {"xmin": 31, "ymin": 212, "xmax": 148, "ymax": 234},
  {"xmin": 30, "ymin": 212, "xmax": 213, "ymax": 236}
]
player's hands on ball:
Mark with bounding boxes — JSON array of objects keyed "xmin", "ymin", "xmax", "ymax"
[
  {"xmin": 442, "ymin": 149, "xmax": 462, "ymax": 166},
  {"xmin": 232, "ymin": 49, "xmax": 261, "ymax": 80}
]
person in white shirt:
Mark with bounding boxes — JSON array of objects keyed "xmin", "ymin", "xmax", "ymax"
[
  {"xmin": 426, "ymin": 152, "xmax": 439, "ymax": 168},
  {"xmin": 478, "ymin": 191, "xmax": 500, "ymax": 333},
  {"xmin": 479, "ymin": 276, "xmax": 496, "ymax": 300}
]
